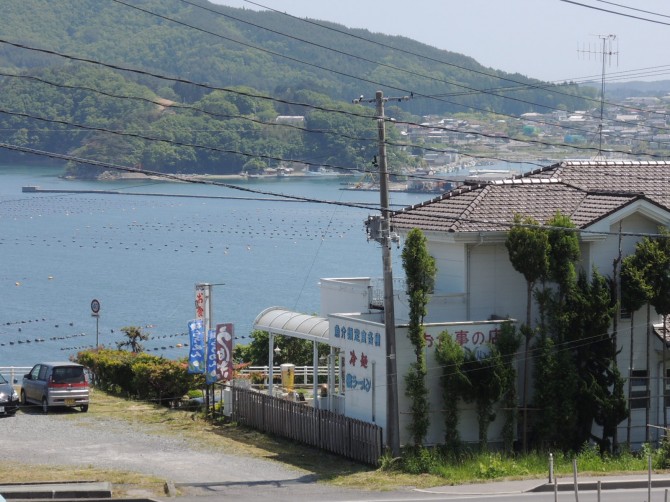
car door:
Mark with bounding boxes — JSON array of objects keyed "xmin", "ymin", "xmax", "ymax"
[{"xmin": 25, "ymin": 364, "xmax": 45, "ymax": 402}]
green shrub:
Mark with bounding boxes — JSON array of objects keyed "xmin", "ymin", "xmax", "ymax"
[
  {"xmin": 477, "ymin": 452, "xmax": 508, "ymax": 479},
  {"xmin": 76, "ymin": 348, "xmax": 202, "ymax": 406}
]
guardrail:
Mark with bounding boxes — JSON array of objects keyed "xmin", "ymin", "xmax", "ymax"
[
  {"xmin": 0, "ymin": 367, "xmax": 31, "ymax": 383},
  {"xmin": 237, "ymin": 366, "xmax": 330, "ymax": 386},
  {"xmin": 1, "ymin": 365, "xmax": 330, "ymax": 386}
]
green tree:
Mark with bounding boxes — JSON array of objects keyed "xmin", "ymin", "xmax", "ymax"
[
  {"xmin": 546, "ymin": 212, "xmax": 581, "ymax": 298},
  {"xmin": 633, "ymin": 229, "xmax": 670, "ymax": 429},
  {"xmin": 402, "ymin": 228, "xmax": 437, "ymax": 446},
  {"xmin": 568, "ymin": 270, "xmax": 625, "ymax": 452},
  {"xmin": 495, "ymin": 323, "xmax": 522, "ymax": 452},
  {"xmin": 234, "ymin": 329, "xmax": 327, "ymax": 366},
  {"xmin": 462, "ymin": 350, "xmax": 503, "ymax": 450},
  {"xmin": 435, "ymin": 330, "xmax": 469, "ymax": 451},
  {"xmin": 116, "ymin": 326, "xmax": 150, "ymax": 353},
  {"xmin": 505, "ymin": 214, "xmax": 549, "ymax": 450}
]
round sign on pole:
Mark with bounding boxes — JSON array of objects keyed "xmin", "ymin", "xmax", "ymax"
[{"xmin": 91, "ymin": 299, "xmax": 100, "ymax": 314}]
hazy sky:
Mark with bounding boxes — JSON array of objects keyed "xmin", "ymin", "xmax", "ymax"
[{"xmin": 210, "ymin": 0, "xmax": 670, "ymax": 84}]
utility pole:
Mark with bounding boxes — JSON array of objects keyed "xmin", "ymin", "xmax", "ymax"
[{"xmin": 356, "ymin": 90, "xmax": 408, "ymax": 457}]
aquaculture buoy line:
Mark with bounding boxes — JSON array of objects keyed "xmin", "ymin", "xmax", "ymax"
[
  {"xmin": 0, "ymin": 326, "xmax": 190, "ymax": 352},
  {"xmin": 2, "ymin": 178, "xmax": 381, "ymax": 360}
]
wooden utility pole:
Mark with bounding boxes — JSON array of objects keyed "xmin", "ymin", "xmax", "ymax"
[
  {"xmin": 376, "ymin": 90, "xmax": 400, "ymax": 457},
  {"xmin": 356, "ymin": 90, "xmax": 408, "ymax": 457}
]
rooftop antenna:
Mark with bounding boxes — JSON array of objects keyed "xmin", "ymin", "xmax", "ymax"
[{"xmin": 578, "ymin": 34, "xmax": 618, "ymax": 158}]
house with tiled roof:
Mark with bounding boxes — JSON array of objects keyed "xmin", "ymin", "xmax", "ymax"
[
  {"xmin": 386, "ymin": 160, "xmax": 670, "ymax": 448},
  {"xmin": 253, "ymin": 160, "xmax": 670, "ymax": 451}
]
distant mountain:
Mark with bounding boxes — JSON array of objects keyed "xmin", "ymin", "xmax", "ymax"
[
  {"xmin": 0, "ymin": 0, "xmax": 596, "ymax": 176},
  {"xmin": 582, "ymin": 80, "xmax": 670, "ymax": 99},
  {"xmin": 1, "ymin": 0, "xmax": 593, "ymax": 116}
]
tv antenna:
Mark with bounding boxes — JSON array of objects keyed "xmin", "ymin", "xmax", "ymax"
[{"xmin": 578, "ymin": 34, "xmax": 618, "ymax": 158}]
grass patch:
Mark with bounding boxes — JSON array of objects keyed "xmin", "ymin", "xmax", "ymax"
[
  {"xmin": 0, "ymin": 462, "xmax": 166, "ymax": 499},
  {"xmin": 378, "ymin": 445, "xmax": 660, "ymax": 487}
]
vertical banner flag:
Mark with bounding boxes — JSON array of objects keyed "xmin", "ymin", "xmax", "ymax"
[
  {"xmin": 187, "ymin": 319, "xmax": 205, "ymax": 374},
  {"xmin": 206, "ymin": 329, "xmax": 218, "ymax": 384},
  {"xmin": 215, "ymin": 323, "xmax": 234, "ymax": 381},
  {"xmin": 195, "ymin": 285, "xmax": 206, "ymax": 320}
]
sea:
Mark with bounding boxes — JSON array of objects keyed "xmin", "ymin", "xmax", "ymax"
[
  {"xmin": 0, "ymin": 165, "xmax": 440, "ymax": 367},
  {"xmin": 1, "ymin": 161, "xmax": 537, "ymax": 368}
]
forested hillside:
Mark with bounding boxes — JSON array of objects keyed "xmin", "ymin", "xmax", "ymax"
[{"xmin": 0, "ymin": 0, "xmax": 596, "ymax": 176}]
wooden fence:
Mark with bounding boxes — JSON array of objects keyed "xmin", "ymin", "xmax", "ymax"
[{"xmin": 232, "ymin": 386, "xmax": 382, "ymax": 465}]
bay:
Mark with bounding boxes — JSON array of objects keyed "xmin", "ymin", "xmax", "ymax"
[{"xmin": 1, "ymin": 165, "xmax": 435, "ymax": 367}]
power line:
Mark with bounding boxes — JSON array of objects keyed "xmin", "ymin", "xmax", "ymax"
[
  {"xmin": 170, "ymin": 1, "xmax": 670, "ymax": 137},
  {"xmin": 6, "ymin": 137, "xmax": 670, "ymax": 242},
  {"xmin": 5, "ymin": 37, "xmax": 670, "ymax": 162},
  {"xmin": 596, "ymin": 0, "xmax": 670, "ymax": 19},
  {"xmin": 237, "ymin": 0, "xmax": 647, "ymax": 115},
  {"xmin": 561, "ymin": 0, "xmax": 670, "ymax": 25}
]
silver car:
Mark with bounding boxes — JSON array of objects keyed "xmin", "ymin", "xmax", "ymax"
[{"xmin": 21, "ymin": 362, "xmax": 89, "ymax": 413}]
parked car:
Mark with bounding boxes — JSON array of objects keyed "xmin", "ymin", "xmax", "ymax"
[
  {"xmin": 21, "ymin": 362, "xmax": 89, "ymax": 413},
  {"xmin": 0, "ymin": 373, "xmax": 19, "ymax": 416}
]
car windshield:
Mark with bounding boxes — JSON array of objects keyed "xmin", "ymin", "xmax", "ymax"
[
  {"xmin": 52, "ymin": 366, "xmax": 85, "ymax": 384},
  {"xmin": 0, "ymin": 374, "xmax": 7, "ymax": 384}
]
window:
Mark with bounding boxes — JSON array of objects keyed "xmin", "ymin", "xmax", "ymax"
[
  {"xmin": 630, "ymin": 369, "xmax": 648, "ymax": 410},
  {"xmin": 52, "ymin": 366, "xmax": 85, "ymax": 384}
]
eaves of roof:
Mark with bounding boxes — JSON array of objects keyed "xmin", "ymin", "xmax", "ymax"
[{"xmin": 391, "ymin": 160, "xmax": 670, "ymax": 234}]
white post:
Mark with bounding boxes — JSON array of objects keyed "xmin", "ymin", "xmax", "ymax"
[
  {"xmin": 312, "ymin": 341, "xmax": 318, "ymax": 408},
  {"xmin": 649, "ymin": 453, "xmax": 653, "ymax": 502},
  {"xmin": 572, "ymin": 458, "xmax": 579, "ymax": 502},
  {"xmin": 268, "ymin": 333, "xmax": 275, "ymax": 397},
  {"xmin": 554, "ymin": 477, "xmax": 558, "ymax": 502}
]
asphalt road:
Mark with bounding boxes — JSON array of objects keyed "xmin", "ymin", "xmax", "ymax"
[
  {"xmin": 3, "ymin": 406, "xmax": 670, "ymax": 501},
  {"xmin": 0, "ymin": 405, "xmax": 392, "ymax": 500}
]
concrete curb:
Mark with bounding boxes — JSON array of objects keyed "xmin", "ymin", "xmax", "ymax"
[
  {"xmin": 532, "ymin": 478, "xmax": 670, "ymax": 492},
  {"xmin": 0, "ymin": 481, "xmax": 112, "ymax": 500}
]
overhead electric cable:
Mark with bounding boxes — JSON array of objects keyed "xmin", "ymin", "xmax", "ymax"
[
  {"xmin": 239, "ymin": 0, "xmax": 645, "ymax": 111},
  {"xmin": 117, "ymin": 0, "xmax": 655, "ymax": 137},
  {"xmin": 561, "ymin": 0, "xmax": 670, "ymax": 25},
  {"xmin": 596, "ymin": 0, "xmax": 670, "ymax": 19},
  {"xmin": 8, "ymin": 69, "xmax": 658, "ymax": 155},
  {"xmin": 173, "ymin": 1, "xmax": 670, "ymax": 133},
  {"xmin": 6, "ymin": 139, "xmax": 670, "ymax": 241}
]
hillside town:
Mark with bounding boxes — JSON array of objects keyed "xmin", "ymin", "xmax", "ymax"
[{"xmin": 402, "ymin": 93, "xmax": 670, "ymax": 170}]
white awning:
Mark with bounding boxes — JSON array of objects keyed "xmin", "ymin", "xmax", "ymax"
[{"xmin": 252, "ymin": 307, "xmax": 330, "ymax": 343}]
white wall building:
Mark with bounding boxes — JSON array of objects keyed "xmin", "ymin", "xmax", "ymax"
[{"xmin": 255, "ymin": 160, "xmax": 670, "ymax": 450}]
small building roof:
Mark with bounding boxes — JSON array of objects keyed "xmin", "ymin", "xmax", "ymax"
[{"xmin": 253, "ymin": 307, "xmax": 329, "ymax": 343}]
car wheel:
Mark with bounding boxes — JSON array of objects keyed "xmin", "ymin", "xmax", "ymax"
[
  {"xmin": 20, "ymin": 389, "xmax": 27, "ymax": 405},
  {"xmin": 41, "ymin": 397, "xmax": 49, "ymax": 414},
  {"xmin": 80, "ymin": 404, "xmax": 88, "ymax": 413}
]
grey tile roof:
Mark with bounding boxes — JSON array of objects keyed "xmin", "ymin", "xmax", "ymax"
[{"xmin": 391, "ymin": 160, "xmax": 669, "ymax": 233}]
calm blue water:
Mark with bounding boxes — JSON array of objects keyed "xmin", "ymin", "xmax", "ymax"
[{"xmin": 1, "ymin": 165, "xmax": 436, "ymax": 367}]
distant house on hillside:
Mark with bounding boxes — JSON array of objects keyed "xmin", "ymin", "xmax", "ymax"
[{"xmin": 275, "ymin": 115, "xmax": 305, "ymax": 126}]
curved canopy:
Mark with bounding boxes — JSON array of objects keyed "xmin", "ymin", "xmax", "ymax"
[{"xmin": 252, "ymin": 307, "xmax": 330, "ymax": 343}]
